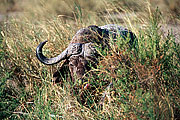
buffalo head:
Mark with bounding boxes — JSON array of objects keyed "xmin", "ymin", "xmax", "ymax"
[{"xmin": 36, "ymin": 40, "xmax": 98, "ymax": 83}]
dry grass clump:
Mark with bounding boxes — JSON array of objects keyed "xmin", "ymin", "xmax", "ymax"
[{"xmin": 0, "ymin": 0, "xmax": 179, "ymax": 119}]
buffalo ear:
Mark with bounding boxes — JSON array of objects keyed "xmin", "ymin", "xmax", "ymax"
[{"xmin": 53, "ymin": 60, "xmax": 70, "ymax": 84}]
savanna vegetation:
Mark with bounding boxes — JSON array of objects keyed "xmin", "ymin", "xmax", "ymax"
[{"xmin": 0, "ymin": 0, "xmax": 180, "ymax": 119}]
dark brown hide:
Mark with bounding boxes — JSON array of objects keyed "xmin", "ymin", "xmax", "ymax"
[
  {"xmin": 53, "ymin": 55, "xmax": 95, "ymax": 84},
  {"xmin": 71, "ymin": 27, "xmax": 99, "ymax": 44},
  {"xmin": 69, "ymin": 56, "xmax": 89, "ymax": 82}
]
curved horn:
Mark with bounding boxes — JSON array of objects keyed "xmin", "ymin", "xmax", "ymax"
[{"xmin": 36, "ymin": 40, "xmax": 82, "ymax": 65}]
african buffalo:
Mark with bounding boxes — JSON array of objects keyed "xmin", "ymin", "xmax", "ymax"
[{"xmin": 36, "ymin": 24, "xmax": 136, "ymax": 89}]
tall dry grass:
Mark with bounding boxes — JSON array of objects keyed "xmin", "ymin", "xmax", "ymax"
[{"xmin": 0, "ymin": 0, "xmax": 179, "ymax": 119}]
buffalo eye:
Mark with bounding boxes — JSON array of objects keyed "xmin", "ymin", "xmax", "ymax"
[{"xmin": 69, "ymin": 63, "xmax": 74, "ymax": 67}]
